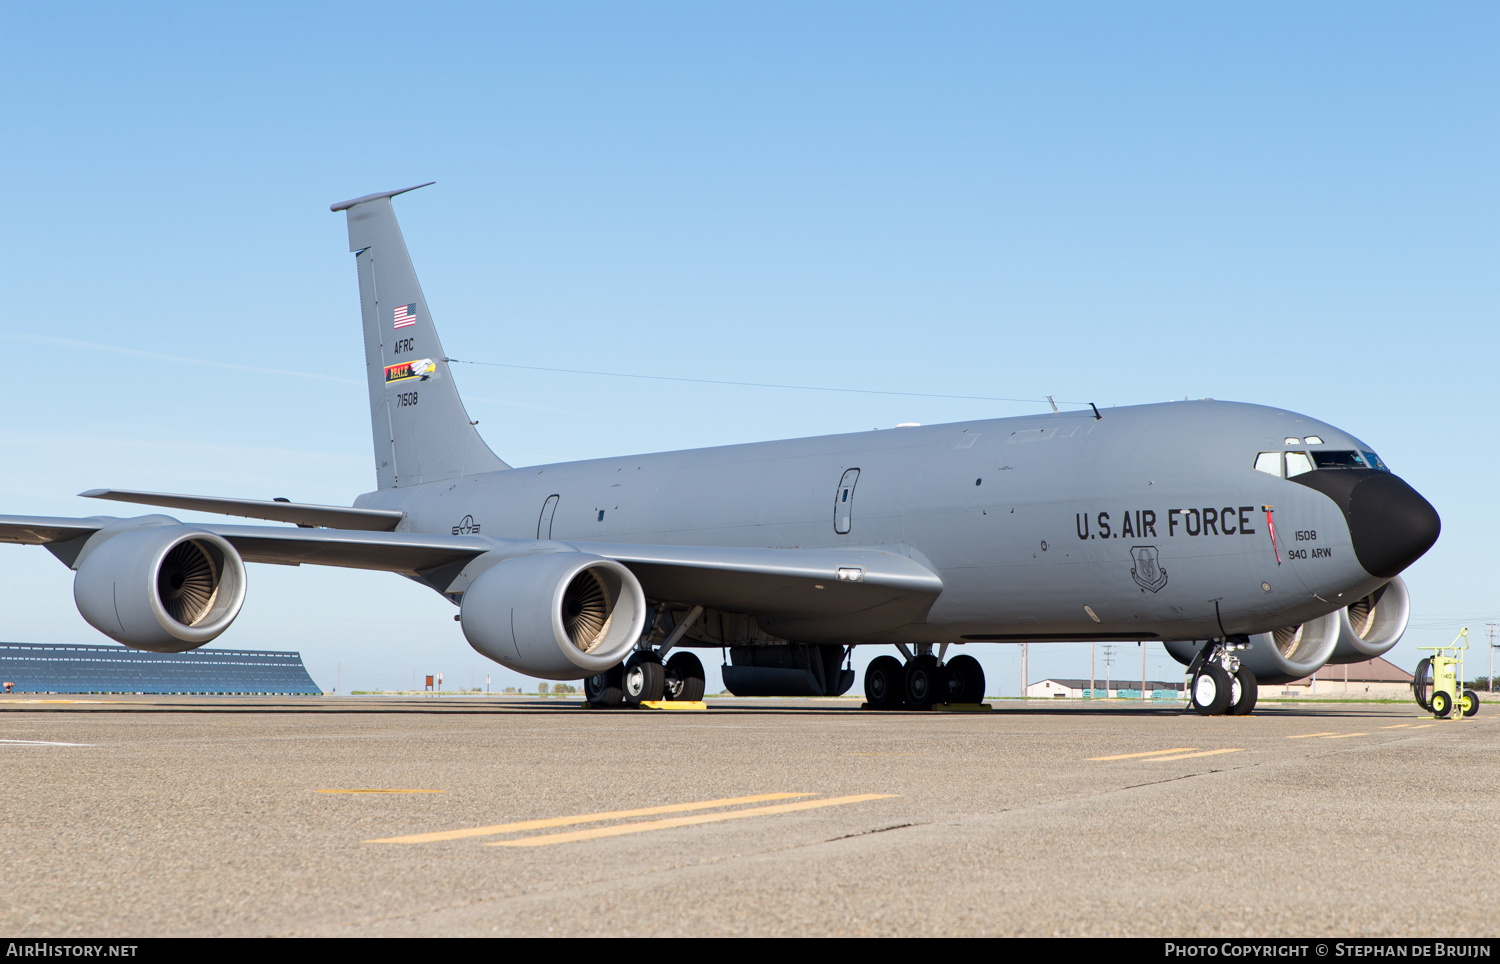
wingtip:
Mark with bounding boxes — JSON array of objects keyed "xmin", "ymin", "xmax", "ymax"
[
  {"xmin": 78, "ymin": 489, "xmax": 108, "ymax": 499},
  {"xmin": 330, "ymin": 181, "xmax": 436, "ymax": 213}
]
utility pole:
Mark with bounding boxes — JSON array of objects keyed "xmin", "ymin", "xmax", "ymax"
[
  {"xmin": 1091, "ymin": 642, "xmax": 1096, "ymax": 700},
  {"xmin": 1020, "ymin": 643, "xmax": 1029, "ymax": 699},
  {"xmin": 1140, "ymin": 642, "xmax": 1146, "ymax": 703},
  {"xmin": 1102, "ymin": 645, "xmax": 1115, "ymax": 697},
  {"xmin": 1489, "ymin": 622, "xmax": 1496, "ymax": 693}
]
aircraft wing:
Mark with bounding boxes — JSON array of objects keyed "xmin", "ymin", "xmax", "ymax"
[
  {"xmin": 79, "ymin": 489, "xmax": 404, "ymax": 531},
  {"xmin": 567, "ymin": 541, "xmax": 944, "ymax": 641},
  {"xmin": 200, "ymin": 527, "xmax": 943, "ymax": 637},
  {"xmin": 0, "ymin": 515, "xmax": 114, "ymax": 546},
  {"xmin": 205, "ymin": 527, "xmax": 943, "ymax": 622},
  {"xmin": 1, "ymin": 512, "xmax": 941, "ymax": 636}
]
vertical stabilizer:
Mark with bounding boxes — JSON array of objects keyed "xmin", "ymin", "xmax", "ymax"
[{"xmin": 332, "ymin": 184, "xmax": 508, "ymax": 489}]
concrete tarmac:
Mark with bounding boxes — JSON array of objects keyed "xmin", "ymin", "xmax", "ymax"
[{"xmin": 1, "ymin": 695, "xmax": 1495, "ymax": 937}]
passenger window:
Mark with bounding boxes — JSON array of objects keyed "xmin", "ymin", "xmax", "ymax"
[
  {"xmin": 1311, "ymin": 451, "xmax": 1367, "ymax": 469},
  {"xmin": 1253, "ymin": 452, "xmax": 1282, "ymax": 477},
  {"xmin": 1284, "ymin": 452, "xmax": 1313, "ymax": 477}
]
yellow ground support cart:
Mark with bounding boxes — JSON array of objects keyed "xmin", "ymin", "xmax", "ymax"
[{"xmin": 1412, "ymin": 628, "xmax": 1480, "ymax": 719}]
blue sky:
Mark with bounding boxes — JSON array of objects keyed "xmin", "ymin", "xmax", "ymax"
[{"xmin": 3, "ymin": 2, "xmax": 1496, "ymax": 693}]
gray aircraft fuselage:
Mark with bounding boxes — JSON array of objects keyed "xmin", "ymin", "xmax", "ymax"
[{"xmin": 357, "ymin": 399, "xmax": 1419, "ymax": 646}]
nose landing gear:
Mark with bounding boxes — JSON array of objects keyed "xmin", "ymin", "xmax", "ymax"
[{"xmin": 1187, "ymin": 639, "xmax": 1257, "ymax": 716}]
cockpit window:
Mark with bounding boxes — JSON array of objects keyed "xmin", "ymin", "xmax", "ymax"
[
  {"xmin": 1284, "ymin": 452, "xmax": 1314, "ymax": 477},
  {"xmin": 1254, "ymin": 452, "xmax": 1282, "ymax": 477},
  {"xmin": 1362, "ymin": 451, "xmax": 1388, "ymax": 471},
  {"xmin": 1312, "ymin": 450, "xmax": 1371, "ymax": 470}
]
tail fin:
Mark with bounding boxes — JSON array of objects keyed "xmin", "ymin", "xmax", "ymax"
[{"xmin": 332, "ymin": 184, "xmax": 508, "ymax": 489}]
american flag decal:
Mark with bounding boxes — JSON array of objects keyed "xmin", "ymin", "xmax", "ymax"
[{"xmin": 393, "ymin": 304, "xmax": 417, "ymax": 329}]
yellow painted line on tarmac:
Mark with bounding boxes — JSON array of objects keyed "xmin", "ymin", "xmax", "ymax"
[
  {"xmin": 1381, "ymin": 724, "xmax": 1413, "ymax": 729},
  {"xmin": 1285, "ymin": 732, "xmax": 1339, "ymax": 739},
  {"xmin": 1142, "ymin": 748, "xmax": 1244, "ymax": 762},
  {"xmin": 1321, "ymin": 732, "xmax": 1369, "ymax": 739},
  {"xmin": 1087, "ymin": 748, "xmax": 1198, "ymax": 761},
  {"xmin": 1410, "ymin": 724, "xmax": 1437, "ymax": 729},
  {"xmin": 368, "ymin": 792, "xmax": 812, "ymax": 844},
  {"xmin": 486, "ymin": 793, "xmax": 897, "ymax": 848},
  {"xmin": 320, "ymin": 789, "xmax": 445, "ymax": 794}
]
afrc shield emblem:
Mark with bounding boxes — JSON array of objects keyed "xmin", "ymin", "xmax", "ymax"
[{"xmin": 1130, "ymin": 545, "xmax": 1168, "ymax": 593}]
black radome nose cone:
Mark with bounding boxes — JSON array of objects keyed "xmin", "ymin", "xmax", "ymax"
[
  {"xmin": 1347, "ymin": 473, "xmax": 1441, "ymax": 577},
  {"xmin": 1291, "ymin": 470, "xmax": 1440, "ymax": 578}
]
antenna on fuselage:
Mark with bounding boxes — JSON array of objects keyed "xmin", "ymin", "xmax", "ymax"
[
  {"xmin": 1090, "ymin": 402, "xmax": 1102, "ymax": 420},
  {"xmin": 1046, "ymin": 395, "xmax": 1058, "ymax": 413}
]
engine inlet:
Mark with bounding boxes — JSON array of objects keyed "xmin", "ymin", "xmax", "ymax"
[
  {"xmin": 562, "ymin": 567, "xmax": 617, "ymax": 653},
  {"xmin": 156, "ymin": 540, "xmax": 221, "ymax": 626}
]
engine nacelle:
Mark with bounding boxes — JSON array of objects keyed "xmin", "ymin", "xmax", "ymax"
[
  {"xmin": 1164, "ymin": 610, "xmax": 1342, "ymax": 686},
  {"xmin": 460, "ymin": 551, "xmax": 646, "ymax": 680},
  {"xmin": 1325, "ymin": 576, "xmax": 1409, "ymax": 665},
  {"xmin": 74, "ymin": 526, "xmax": 247, "ymax": 652}
]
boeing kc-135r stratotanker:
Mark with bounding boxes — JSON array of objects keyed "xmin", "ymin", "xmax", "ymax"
[{"xmin": 0, "ymin": 184, "xmax": 1441, "ymax": 714}]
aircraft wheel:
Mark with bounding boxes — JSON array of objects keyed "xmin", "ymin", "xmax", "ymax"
[
  {"xmin": 904, "ymin": 655, "xmax": 941, "ymax": 710},
  {"xmin": 1228, "ymin": 667, "xmax": 1258, "ymax": 716},
  {"xmin": 623, "ymin": 652, "xmax": 665, "ymax": 706},
  {"xmin": 1190, "ymin": 663, "xmax": 1232, "ymax": 716},
  {"xmin": 1431, "ymin": 690, "xmax": 1452, "ymax": 719},
  {"xmin": 1412, "ymin": 657, "xmax": 1432, "ymax": 711},
  {"xmin": 584, "ymin": 665, "xmax": 624, "ymax": 707},
  {"xmin": 1462, "ymin": 689, "xmax": 1479, "ymax": 718},
  {"xmin": 664, "ymin": 652, "xmax": 706, "ymax": 702},
  {"xmin": 946, "ymin": 654, "xmax": 986, "ymax": 704},
  {"xmin": 864, "ymin": 656, "xmax": 905, "ymax": 710}
]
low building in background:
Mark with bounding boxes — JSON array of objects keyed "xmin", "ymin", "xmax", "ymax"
[
  {"xmin": 1028, "ymin": 678, "xmax": 1184, "ymax": 700},
  {"xmin": 1267, "ymin": 656, "xmax": 1412, "ymax": 699},
  {"xmin": 0, "ymin": 642, "xmax": 321, "ymax": 695}
]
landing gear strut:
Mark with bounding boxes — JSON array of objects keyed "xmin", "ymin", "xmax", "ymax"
[{"xmin": 1188, "ymin": 639, "xmax": 1257, "ymax": 717}]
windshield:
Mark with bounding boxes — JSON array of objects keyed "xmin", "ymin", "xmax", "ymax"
[{"xmin": 1311, "ymin": 450, "xmax": 1382, "ymax": 470}]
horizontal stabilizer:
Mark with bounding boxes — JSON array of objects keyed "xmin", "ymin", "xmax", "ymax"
[
  {"xmin": 330, "ymin": 182, "xmax": 435, "ymax": 213},
  {"xmin": 79, "ymin": 490, "xmax": 404, "ymax": 531}
]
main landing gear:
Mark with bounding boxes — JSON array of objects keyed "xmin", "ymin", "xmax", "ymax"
[
  {"xmin": 864, "ymin": 646, "xmax": 985, "ymax": 710},
  {"xmin": 585, "ymin": 650, "xmax": 707, "ymax": 708},
  {"xmin": 1187, "ymin": 639, "xmax": 1257, "ymax": 717}
]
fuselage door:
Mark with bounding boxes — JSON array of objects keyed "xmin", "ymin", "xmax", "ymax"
[
  {"xmin": 537, "ymin": 494, "xmax": 559, "ymax": 539},
  {"xmin": 833, "ymin": 469, "xmax": 860, "ymax": 534}
]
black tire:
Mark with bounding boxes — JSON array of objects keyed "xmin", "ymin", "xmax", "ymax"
[
  {"xmin": 1190, "ymin": 663, "xmax": 1232, "ymax": 716},
  {"xmin": 584, "ymin": 665, "xmax": 624, "ymax": 707},
  {"xmin": 1431, "ymin": 690, "xmax": 1453, "ymax": 719},
  {"xmin": 1412, "ymin": 657, "xmax": 1432, "ymax": 711},
  {"xmin": 664, "ymin": 652, "xmax": 706, "ymax": 702},
  {"xmin": 946, "ymin": 654, "xmax": 986, "ymax": 704},
  {"xmin": 904, "ymin": 654, "xmax": 941, "ymax": 710},
  {"xmin": 623, "ymin": 652, "xmax": 665, "ymax": 706},
  {"xmin": 1462, "ymin": 689, "xmax": 1480, "ymax": 718},
  {"xmin": 864, "ymin": 655, "xmax": 905, "ymax": 710},
  {"xmin": 1228, "ymin": 666, "xmax": 1258, "ymax": 716}
]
